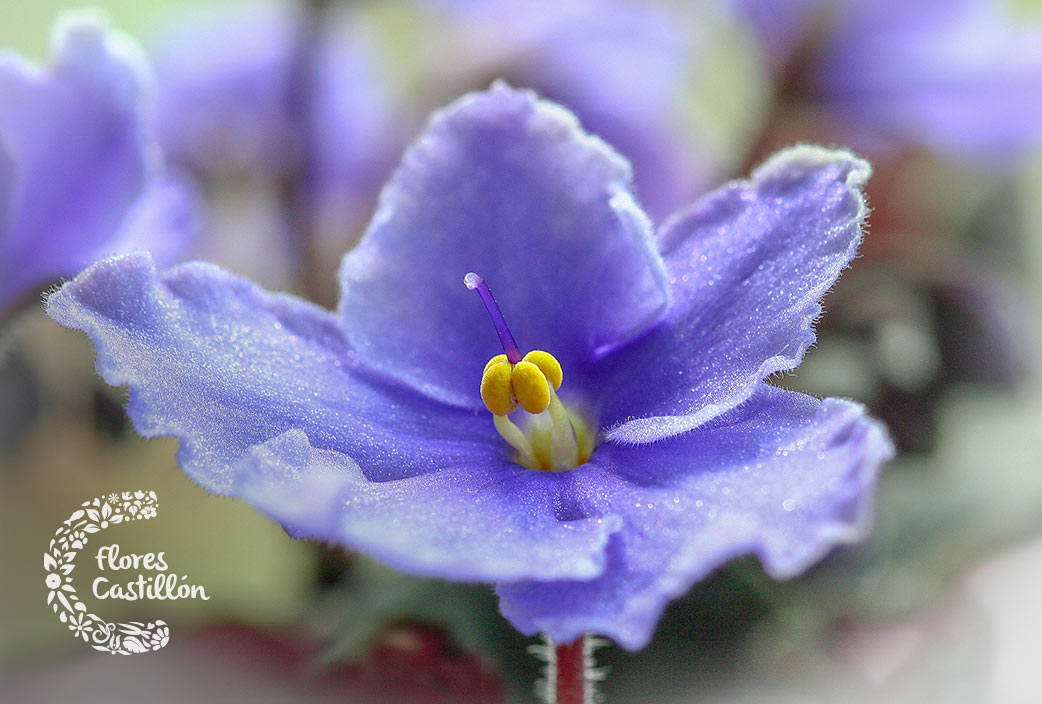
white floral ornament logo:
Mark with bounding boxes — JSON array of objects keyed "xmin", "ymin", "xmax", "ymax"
[{"xmin": 45, "ymin": 490, "xmax": 169, "ymax": 654}]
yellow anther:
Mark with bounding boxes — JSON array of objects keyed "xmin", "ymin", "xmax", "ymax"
[
  {"xmin": 480, "ymin": 352, "xmax": 561, "ymax": 416},
  {"xmin": 511, "ymin": 361, "xmax": 551, "ymax": 414},
  {"xmin": 480, "ymin": 359, "xmax": 516, "ymax": 416},
  {"xmin": 476, "ymin": 349, "xmax": 593, "ymax": 471},
  {"xmin": 521, "ymin": 350, "xmax": 562, "ymax": 390},
  {"xmin": 483, "ymin": 353, "xmax": 509, "ymax": 375}
]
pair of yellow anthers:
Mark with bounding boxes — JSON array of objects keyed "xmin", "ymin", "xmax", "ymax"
[
  {"xmin": 466, "ymin": 273, "xmax": 592, "ymax": 472},
  {"xmin": 481, "ymin": 350, "xmax": 591, "ymax": 471}
]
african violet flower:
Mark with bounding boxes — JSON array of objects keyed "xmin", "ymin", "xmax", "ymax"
[
  {"xmin": 734, "ymin": 0, "xmax": 1042, "ymax": 160},
  {"xmin": 0, "ymin": 12, "xmax": 200, "ymax": 319},
  {"xmin": 46, "ymin": 85, "xmax": 893, "ymax": 649}
]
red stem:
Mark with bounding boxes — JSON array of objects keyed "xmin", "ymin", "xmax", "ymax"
[{"xmin": 555, "ymin": 637, "xmax": 586, "ymax": 704}]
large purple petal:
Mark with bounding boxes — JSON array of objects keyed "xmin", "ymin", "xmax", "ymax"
[
  {"xmin": 0, "ymin": 13, "xmax": 195, "ymax": 311},
  {"xmin": 44, "ymin": 252, "xmax": 498, "ymax": 493},
  {"xmin": 498, "ymin": 384, "xmax": 893, "ymax": 649},
  {"xmin": 815, "ymin": 0, "xmax": 1042, "ymax": 160},
  {"xmin": 45, "ymin": 251, "xmax": 618, "ymax": 583},
  {"xmin": 601, "ymin": 146, "xmax": 870, "ymax": 444},
  {"xmin": 338, "ymin": 84, "xmax": 669, "ymax": 408},
  {"xmin": 431, "ymin": 0, "xmax": 710, "ymax": 219},
  {"xmin": 234, "ymin": 429, "xmax": 620, "ymax": 582}
]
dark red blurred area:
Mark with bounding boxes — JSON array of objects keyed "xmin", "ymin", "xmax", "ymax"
[
  {"xmin": 195, "ymin": 623, "xmax": 503, "ymax": 704},
  {"xmin": 5, "ymin": 622, "xmax": 502, "ymax": 704}
]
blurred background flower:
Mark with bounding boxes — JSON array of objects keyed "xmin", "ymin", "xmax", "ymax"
[
  {"xmin": 0, "ymin": 11, "xmax": 200, "ymax": 323},
  {"xmin": 2, "ymin": 1, "xmax": 1041, "ymax": 702}
]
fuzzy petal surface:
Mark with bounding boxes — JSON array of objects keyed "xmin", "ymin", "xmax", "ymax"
[
  {"xmin": 338, "ymin": 84, "xmax": 669, "ymax": 408},
  {"xmin": 235, "ymin": 430, "xmax": 620, "ymax": 582},
  {"xmin": 602, "ymin": 146, "xmax": 870, "ymax": 444},
  {"xmin": 46, "ymin": 253, "xmax": 493, "ymax": 492},
  {"xmin": 498, "ymin": 384, "xmax": 893, "ymax": 649},
  {"xmin": 47, "ymin": 251, "xmax": 617, "ymax": 582}
]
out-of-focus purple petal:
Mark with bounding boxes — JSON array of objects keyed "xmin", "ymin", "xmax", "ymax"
[
  {"xmin": 0, "ymin": 13, "xmax": 196, "ymax": 312},
  {"xmin": 44, "ymin": 252, "xmax": 496, "ymax": 492},
  {"xmin": 0, "ymin": 137, "xmax": 13, "ymax": 237},
  {"xmin": 0, "ymin": 13, "xmax": 148, "ymax": 307},
  {"xmin": 500, "ymin": 0, "xmax": 706, "ymax": 217},
  {"xmin": 235, "ymin": 429, "xmax": 620, "ymax": 582},
  {"xmin": 152, "ymin": 7, "xmax": 296, "ymax": 176},
  {"xmin": 421, "ymin": 0, "xmax": 716, "ymax": 219},
  {"xmin": 153, "ymin": 6, "xmax": 396, "ymax": 200},
  {"xmin": 338, "ymin": 84, "xmax": 669, "ymax": 409},
  {"xmin": 311, "ymin": 23, "xmax": 399, "ymax": 208},
  {"xmin": 815, "ymin": 0, "xmax": 1042, "ymax": 160},
  {"xmin": 104, "ymin": 171, "xmax": 204, "ymax": 267},
  {"xmin": 601, "ymin": 146, "xmax": 869, "ymax": 444},
  {"xmin": 498, "ymin": 384, "xmax": 893, "ymax": 649},
  {"xmin": 727, "ymin": 0, "xmax": 825, "ymax": 65}
]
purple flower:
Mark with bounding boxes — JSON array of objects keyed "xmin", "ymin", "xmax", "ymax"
[
  {"xmin": 735, "ymin": 0, "xmax": 1042, "ymax": 161},
  {"xmin": 153, "ymin": 5, "xmax": 397, "ymax": 207},
  {"xmin": 152, "ymin": 0, "xmax": 719, "ymax": 223},
  {"xmin": 816, "ymin": 0, "xmax": 1042, "ymax": 160},
  {"xmin": 46, "ymin": 85, "xmax": 892, "ymax": 649},
  {"xmin": 414, "ymin": 0, "xmax": 717, "ymax": 218},
  {"xmin": 149, "ymin": 5, "xmax": 399, "ymax": 296},
  {"xmin": 0, "ymin": 12, "xmax": 200, "ymax": 318}
]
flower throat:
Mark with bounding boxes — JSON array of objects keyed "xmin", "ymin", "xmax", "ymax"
[{"xmin": 465, "ymin": 273, "xmax": 593, "ymax": 471}]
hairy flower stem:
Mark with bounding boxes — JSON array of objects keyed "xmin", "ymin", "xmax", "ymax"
[
  {"xmin": 533, "ymin": 634, "xmax": 601, "ymax": 704},
  {"xmin": 555, "ymin": 638, "xmax": 587, "ymax": 704},
  {"xmin": 279, "ymin": 0, "xmax": 329, "ymax": 305}
]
